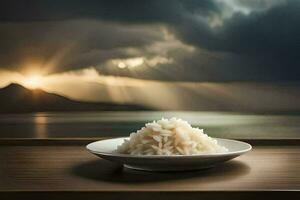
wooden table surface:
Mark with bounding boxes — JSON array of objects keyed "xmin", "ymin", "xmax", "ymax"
[{"xmin": 0, "ymin": 140, "xmax": 300, "ymax": 199}]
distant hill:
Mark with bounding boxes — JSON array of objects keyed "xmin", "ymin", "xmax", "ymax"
[{"xmin": 0, "ymin": 83, "xmax": 150, "ymax": 113}]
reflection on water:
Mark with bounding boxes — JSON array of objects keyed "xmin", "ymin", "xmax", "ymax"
[
  {"xmin": 0, "ymin": 111, "xmax": 300, "ymax": 139},
  {"xmin": 34, "ymin": 114, "xmax": 48, "ymax": 138}
]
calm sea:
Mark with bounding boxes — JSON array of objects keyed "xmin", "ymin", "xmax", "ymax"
[{"xmin": 0, "ymin": 111, "xmax": 300, "ymax": 139}]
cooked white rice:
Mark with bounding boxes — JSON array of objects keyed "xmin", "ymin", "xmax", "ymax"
[{"xmin": 116, "ymin": 118, "xmax": 228, "ymax": 155}]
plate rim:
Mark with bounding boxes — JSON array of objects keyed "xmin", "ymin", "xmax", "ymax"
[{"xmin": 86, "ymin": 137, "xmax": 252, "ymax": 158}]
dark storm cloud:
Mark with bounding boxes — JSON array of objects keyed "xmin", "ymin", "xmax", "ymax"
[
  {"xmin": 0, "ymin": 0, "xmax": 299, "ymax": 81},
  {"xmin": 0, "ymin": 20, "xmax": 164, "ymax": 72},
  {"xmin": 176, "ymin": 1, "xmax": 300, "ymax": 55},
  {"xmin": 167, "ymin": 0, "xmax": 300, "ymax": 81},
  {"xmin": 0, "ymin": 0, "xmax": 218, "ymax": 22}
]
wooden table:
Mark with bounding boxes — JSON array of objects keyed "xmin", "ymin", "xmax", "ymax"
[{"xmin": 1, "ymin": 139, "xmax": 300, "ymax": 199}]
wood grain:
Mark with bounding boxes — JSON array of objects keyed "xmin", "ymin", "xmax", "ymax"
[
  {"xmin": 1, "ymin": 138, "xmax": 300, "ymax": 146},
  {"xmin": 0, "ymin": 144, "xmax": 300, "ymax": 199}
]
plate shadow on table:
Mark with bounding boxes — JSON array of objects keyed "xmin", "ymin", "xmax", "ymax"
[{"xmin": 71, "ymin": 159, "xmax": 250, "ymax": 183}]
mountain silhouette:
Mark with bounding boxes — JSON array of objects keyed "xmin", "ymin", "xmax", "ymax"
[{"xmin": 0, "ymin": 83, "xmax": 150, "ymax": 113}]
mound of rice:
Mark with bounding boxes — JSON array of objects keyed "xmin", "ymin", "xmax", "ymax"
[{"xmin": 117, "ymin": 118, "xmax": 228, "ymax": 155}]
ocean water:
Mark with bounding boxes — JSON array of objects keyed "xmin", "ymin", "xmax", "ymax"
[{"xmin": 0, "ymin": 111, "xmax": 300, "ymax": 139}]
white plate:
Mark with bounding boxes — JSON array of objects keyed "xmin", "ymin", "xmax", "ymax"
[{"xmin": 86, "ymin": 137, "xmax": 252, "ymax": 171}]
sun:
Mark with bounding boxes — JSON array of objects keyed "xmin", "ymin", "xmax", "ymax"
[{"xmin": 23, "ymin": 74, "xmax": 44, "ymax": 89}]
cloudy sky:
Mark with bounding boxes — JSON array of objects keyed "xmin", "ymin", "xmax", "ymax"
[{"xmin": 0, "ymin": 0, "xmax": 300, "ymax": 110}]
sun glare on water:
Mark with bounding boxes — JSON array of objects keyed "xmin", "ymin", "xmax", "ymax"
[{"xmin": 23, "ymin": 74, "xmax": 44, "ymax": 89}]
